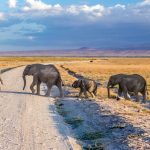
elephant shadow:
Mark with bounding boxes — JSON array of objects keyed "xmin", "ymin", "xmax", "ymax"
[{"xmin": 0, "ymin": 90, "xmax": 32, "ymax": 95}]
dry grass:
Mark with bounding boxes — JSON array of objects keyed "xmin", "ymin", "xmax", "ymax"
[
  {"xmin": 1, "ymin": 57, "xmax": 150, "ymax": 99},
  {"xmin": 60, "ymin": 58, "xmax": 150, "ymax": 99},
  {"xmin": 0, "ymin": 57, "xmax": 88, "ymax": 69},
  {"xmin": 56, "ymin": 65, "xmax": 76, "ymax": 86}
]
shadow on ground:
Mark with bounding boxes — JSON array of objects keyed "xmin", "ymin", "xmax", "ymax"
[{"xmin": 52, "ymin": 96, "xmax": 146, "ymax": 150}]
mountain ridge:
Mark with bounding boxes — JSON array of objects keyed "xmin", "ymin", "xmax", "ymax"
[{"xmin": 0, "ymin": 49, "xmax": 150, "ymax": 57}]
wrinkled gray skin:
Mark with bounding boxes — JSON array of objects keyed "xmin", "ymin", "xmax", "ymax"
[
  {"xmin": 23, "ymin": 64, "xmax": 63, "ymax": 97},
  {"xmin": 72, "ymin": 79, "xmax": 97, "ymax": 98},
  {"xmin": 107, "ymin": 74, "xmax": 147, "ymax": 102},
  {"xmin": 107, "ymin": 74, "xmax": 128, "ymax": 99}
]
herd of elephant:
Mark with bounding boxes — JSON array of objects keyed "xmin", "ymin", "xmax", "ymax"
[{"xmin": 0, "ymin": 64, "xmax": 148, "ymax": 103}]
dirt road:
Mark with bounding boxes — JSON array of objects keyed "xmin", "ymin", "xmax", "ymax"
[{"xmin": 0, "ymin": 67, "xmax": 80, "ymax": 150}]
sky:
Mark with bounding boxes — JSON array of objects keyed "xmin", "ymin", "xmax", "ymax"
[{"xmin": 0, "ymin": 0, "xmax": 150, "ymax": 51}]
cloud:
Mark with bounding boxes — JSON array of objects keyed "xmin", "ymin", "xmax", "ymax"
[
  {"xmin": 0, "ymin": 12, "xmax": 5, "ymax": 20},
  {"xmin": 23, "ymin": 0, "xmax": 105, "ymax": 18},
  {"xmin": 67, "ymin": 4, "xmax": 105, "ymax": 17},
  {"xmin": 139, "ymin": 0, "xmax": 150, "ymax": 6},
  {"xmin": 0, "ymin": 22, "xmax": 46, "ymax": 40},
  {"xmin": 28, "ymin": 35, "xmax": 35, "ymax": 40},
  {"xmin": 23, "ymin": 0, "xmax": 52, "ymax": 11},
  {"xmin": 113, "ymin": 4, "xmax": 126, "ymax": 10},
  {"xmin": 8, "ymin": 0, "xmax": 17, "ymax": 8}
]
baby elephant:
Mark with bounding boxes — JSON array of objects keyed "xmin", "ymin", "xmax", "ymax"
[{"xmin": 72, "ymin": 79, "xmax": 97, "ymax": 98}]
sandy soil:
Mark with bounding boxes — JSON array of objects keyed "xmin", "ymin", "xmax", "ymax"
[{"xmin": 0, "ymin": 66, "xmax": 81, "ymax": 150}]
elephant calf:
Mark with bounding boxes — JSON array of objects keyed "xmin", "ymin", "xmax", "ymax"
[{"xmin": 72, "ymin": 79, "xmax": 97, "ymax": 98}]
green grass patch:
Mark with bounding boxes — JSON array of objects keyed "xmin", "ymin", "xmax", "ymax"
[
  {"xmin": 79, "ymin": 132, "xmax": 104, "ymax": 141},
  {"xmin": 65, "ymin": 117, "xmax": 83, "ymax": 129},
  {"xmin": 83, "ymin": 142, "xmax": 104, "ymax": 150},
  {"xmin": 55, "ymin": 101, "xmax": 69, "ymax": 117}
]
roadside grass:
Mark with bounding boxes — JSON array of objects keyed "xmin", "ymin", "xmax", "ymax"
[
  {"xmin": 79, "ymin": 131, "xmax": 104, "ymax": 141},
  {"xmin": 141, "ymin": 108, "xmax": 150, "ymax": 114},
  {"xmin": 55, "ymin": 101, "xmax": 69, "ymax": 117},
  {"xmin": 65, "ymin": 117, "xmax": 83, "ymax": 129}
]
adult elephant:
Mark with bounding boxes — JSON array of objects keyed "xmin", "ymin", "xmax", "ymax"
[
  {"xmin": 107, "ymin": 74, "xmax": 147, "ymax": 102},
  {"xmin": 23, "ymin": 64, "xmax": 63, "ymax": 97}
]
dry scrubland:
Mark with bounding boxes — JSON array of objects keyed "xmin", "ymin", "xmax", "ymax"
[
  {"xmin": 1, "ymin": 57, "xmax": 150, "ymax": 99},
  {"xmin": 0, "ymin": 57, "xmax": 88, "ymax": 69},
  {"xmin": 59, "ymin": 58, "xmax": 150, "ymax": 99}
]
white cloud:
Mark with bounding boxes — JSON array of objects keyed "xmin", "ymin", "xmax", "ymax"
[
  {"xmin": 0, "ymin": 12, "xmax": 5, "ymax": 20},
  {"xmin": 28, "ymin": 35, "xmax": 35, "ymax": 40},
  {"xmin": 139, "ymin": 0, "xmax": 150, "ymax": 6},
  {"xmin": 22, "ymin": 0, "xmax": 63, "ymax": 15},
  {"xmin": 114, "ymin": 4, "xmax": 126, "ymax": 10},
  {"xmin": 8, "ymin": 0, "xmax": 17, "ymax": 8},
  {"xmin": 23, "ymin": 0, "xmax": 52, "ymax": 11},
  {"xmin": 67, "ymin": 4, "xmax": 105, "ymax": 17},
  {"xmin": 22, "ymin": 2, "xmax": 105, "ymax": 18}
]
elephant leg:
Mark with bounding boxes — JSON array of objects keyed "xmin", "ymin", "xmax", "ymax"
[
  {"xmin": 89, "ymin": 92, "xmax": 95, "ymax": 98},
  {"xmin": 37, "ymin": 80, "xmax": 41, "ymax": 95},
  {"xmin": 30, "ymin": 75, "xmax": 38, "ymax": 94},
  {"xmin": 83, "ymin": 90, "xmax": 88, "ymax": 98},
  {"xmin": 141, "ymin": 90, "xmax": 147, "ymax": 103},
  {"xmin": 135, "ymin": 91, "xmax": 140, "ymax": 102},
  {"xmin": 116, "ymin": 87, "xmax": 122, "ymax": 100},
  {"xmin": 79, "ymin": 90, "xmax": 83, "ymax": 98},
  {"xmin": 123, "ymin": 87, "xmax": 130, "ymax": 100},
  {"xmin": 56, "ymin": 81, "xmax": 64, "ymax": 98},
  {"xmin": 45, "ymin": 84, "xmax": 52, "ymax": 97}
]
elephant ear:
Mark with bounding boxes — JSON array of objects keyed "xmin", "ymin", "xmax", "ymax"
[
  {"xmin": 79, "ymin": 79, "xmax": 86, "ymax": 89},
  {"xmin": 23, "ymin": 65, "xmax": 32, "ymax": 75},
  {"xmin": 115, "ymin": 77, "xmax": 123, "ymax": 84},
  {"xmin": 26, "ymin": 65, "xmax": 32, "ymax": 71},
  {"xmin": 77, "ymin": 79, "xmax": 82, "ymax": 87},
  {"xmin": 27, "ymin": 65, "xmax": 32, "ymax": 69}
]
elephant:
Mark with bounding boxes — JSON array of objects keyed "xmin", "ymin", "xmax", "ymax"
[
  {"xmin": 107, "ymin": 74, "xmax": 128, "ymax": 98},
  {"xmin": 107, "ymin": 74, "xmax": 147, "ymax": 102},
  {"xmin": 23, "ymin": 64, "xmax": 63, "ymax": 97},
  {"xmin": 72, "ymin": 79, "xmax": 97, "ymax": 98}
]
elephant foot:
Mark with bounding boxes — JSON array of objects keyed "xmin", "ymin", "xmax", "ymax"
[
  {"xmin": 31, "ymin": 90, "xmax": 35, "ymax": 94},
  {"xmin": 116, "ymin": 96, "xmax": 120, "ymax": 101},
  {"xmin": 36, "ymin": 93, "xmax": 40, "ymax": 96},
  {"xmin": 142, "ymin": 100, "xmax": 146, "ymax": 103},
  {"xmin": 45, "ymin": 93, "xmax": 50, "ymax": 97},
  {"xmin": 135, "ymin": 99, "xmax": 140, "ymax": 102}
]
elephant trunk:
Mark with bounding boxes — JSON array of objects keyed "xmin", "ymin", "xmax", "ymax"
[
  {"xmin": 107, "ymin": 82, "xmax": 111, "ymax": 98},
  {"xmin": 107, "ymin": 87, "xmax": 110, "ymax": 98},
  {"xmin": 23, "ymin": 74, "xmax": 26, "ymax": 90}
]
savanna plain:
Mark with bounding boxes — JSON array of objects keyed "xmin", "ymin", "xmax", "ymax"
[{"xmin": 0, "ymin": 57, "xmax": 150, "ymax": 150}]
